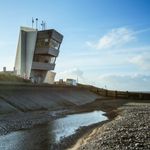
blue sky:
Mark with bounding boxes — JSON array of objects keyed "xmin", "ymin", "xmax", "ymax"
[{"xmin": 0, "ymin": 0, "xmax": 150, "ymax": 91}]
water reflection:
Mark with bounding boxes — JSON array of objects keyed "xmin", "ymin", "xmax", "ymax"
[
  {"xmin": 51, "ymin": 110, "xmax": 107, "ymax": 143},
  {"xmin": 0, "ymin": 111, "xmax": 107, "ymax": 150},
  {"xmin": 0, "ymin": 124, "xmax": 50, "ymax": 150}
]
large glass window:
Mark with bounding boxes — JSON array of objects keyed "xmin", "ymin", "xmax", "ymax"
[
  {"xmin": 49, "ymin": 39, "xmax": 60, "ymax": 50},
  {"xmin": 44, "ymin": 38, "xmax": 49, "ymax": 47},
  {"xmin": 33, "ymin": 55, "xmax": 56, "ymax": 64},
  {"xmin": 36, "ymin": 38, "xmax": 49, "ymax": 48},
  {"xmin": 36, "ymin": 38, "xmax": 60, "ymax": 50},
  {"xmin": 49, "ymin": 57, "xmax": 56, "ymax": 64},
  {"xmin": 33, "ymin": 55, "xmax": 51, "ymax": 63}
]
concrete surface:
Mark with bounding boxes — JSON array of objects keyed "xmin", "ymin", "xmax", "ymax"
[{"xmin": 0, "ymin": 84, "xmax": 100, "ymax": 113}]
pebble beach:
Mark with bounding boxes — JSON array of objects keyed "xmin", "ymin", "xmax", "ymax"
[{"xmin": 71, "ymin": 103, "xmax": 150, "ymax": 150}]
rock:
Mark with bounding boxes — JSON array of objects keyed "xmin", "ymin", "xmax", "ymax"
[{"xmin": 77, "ymin": 103, "xmax": 150, "ymax": 150}]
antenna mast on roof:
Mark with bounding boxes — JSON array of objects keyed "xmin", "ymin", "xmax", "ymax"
[
  {"xmin": 41, "ymin": 21, "xmax": 44, "ymax": 30},
  {"xmin": 44, "ymin": 21, "xmax": 46, "ymax": 30},
  {"xmin": 44, "ymin": 21, "xmax": 47, "ymax": 29},
  {"xmin": 41, "ymin": 21, "xmax": 46, "ymax": 30},
  {"xmin": 36, "ymin": 18, "xmax": 38, "ymax": 30},
  {"xmin": 32, "ymin": 17, "xmax": 34, "ymax": 28}
]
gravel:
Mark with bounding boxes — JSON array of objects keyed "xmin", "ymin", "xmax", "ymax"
[
  {"xmin": 78, "ymin": 103, "xmax": 150, "ymax": 150},
  {"xmin": 0, "ymin": 109, "xmax": 71, "ymax": 136}
]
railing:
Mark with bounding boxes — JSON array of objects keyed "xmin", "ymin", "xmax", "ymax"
[
  {"xmin": 90, "ymin": 86, "xmax": 150, "ymax": 100},
  {"xmin": 32, "ymin": 62, "xmax": 55, "ymax": 70}
]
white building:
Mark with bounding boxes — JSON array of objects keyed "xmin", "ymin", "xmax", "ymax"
[
  {"xmin": 66, "ymin": 79, "xmax": 77, "ymax": 86},
  {"xmin": 14, "ymin": 26, "xmax": 63, "ymax": 84}
]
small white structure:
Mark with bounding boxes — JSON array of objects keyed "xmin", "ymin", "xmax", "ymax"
[{"xmin": 66, "ymin": 79, "xmax": 77, "ymax": 86}]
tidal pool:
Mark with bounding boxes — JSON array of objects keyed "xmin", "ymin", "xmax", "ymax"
[
  {"xmin": 51, "ymin": 110, "xmax": 108, "ymax": 143},
  {"xmin": 0, "ymin": 110, "xmax": 107, "ymax": 150}
]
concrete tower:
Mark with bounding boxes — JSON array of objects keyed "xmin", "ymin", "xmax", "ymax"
[{"xmin": 14, "ymin": 26, "xmax": 63, "ymax": 84}]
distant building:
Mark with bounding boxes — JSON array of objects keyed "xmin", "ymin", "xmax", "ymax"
[
  {"xmin": 66, "ymin": 79, "xmax": 77, "ymax": 86},
  {"xmin": 3, "ymin": 67, "xmax": 6, "ymax": 72},
  {"xmin": 55, "ymin": 79, "xmax": 64, "ymax": 85},
  {"xmin": 14, "ymin": 26, "xmax": 63, "ymax": 84},
  {"xmin": 0, "ymin": 67, "xmax": 14, "ymax": 74},
  {"xmin": 59, "ymin": 79, "xmax": 64, "ymax": 84}
]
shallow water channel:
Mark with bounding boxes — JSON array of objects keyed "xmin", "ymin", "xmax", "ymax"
[
  {"xmin": 51, "ymin": 110, "xmax": 107, "ymax": 143},
  {"xmin": 0, "ymin": 111, "xmax": 107, "ymax": 150}
]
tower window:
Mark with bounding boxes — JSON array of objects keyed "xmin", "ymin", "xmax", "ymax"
[{"xmin": 49, "ymin": 39, "xmax": 60, "ymax": 50}]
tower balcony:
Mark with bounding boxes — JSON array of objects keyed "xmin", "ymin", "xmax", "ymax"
[
  {"xmin": 34, "ymin": 47, "xmax": 59, "ymax": 57},
  {"xmin": 32, "ymin": 62, "xmax": 55, "ymax": 70}
]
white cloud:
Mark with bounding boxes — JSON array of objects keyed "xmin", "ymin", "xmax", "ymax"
[
  {"xmin": 134, "ymin": 27, "xmax": 150, "ymax": 34},
  {"xmin": 129, "ymin": 53, "xmax": 150, "ymax": 70},
  {"xmin": 86, "ymin": 27, "xmax": 135, "ymax": 50},
  {"xmin": 55, "ymin": 67, "xmax": 150, "ymax": 91},
  {"xmin": 70, "ymin": 68, "xmax": 83, "ymax": 77},
  {"xmin": 96, "ymin": 74, "xmax": 150, "ymax": 91},
  {"xmin": 55, "ymin": 68, "xmax": 84, "ymax": 82}
]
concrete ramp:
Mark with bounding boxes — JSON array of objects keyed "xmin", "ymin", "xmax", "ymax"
[
  {"xmin": 0, "ymin": 98, "xmax": 18, "ymax": 114},
  {"xmin": 0, "ymin": 85, "xmax": 100, "ymax": 113}
]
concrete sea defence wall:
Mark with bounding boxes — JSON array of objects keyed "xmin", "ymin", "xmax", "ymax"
[
  {"xmin": 0, "ymin": 84, "xmax": 100, "ymax": 114},
  {"xmin": 90, "ymin": 86, "xmax": 150, "ymax": 100}
]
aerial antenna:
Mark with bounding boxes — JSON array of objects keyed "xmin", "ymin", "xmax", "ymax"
[
  {"xmin": 32, "ymin": 17, "xmax": 34, "ymax": 28},
  {"xmin": 41, "ymin": 21, "xmax": 44, "ymax": 30},
  {"xmin": 44, "ymin": 21, "xmax": 46, "ymax": 29},
  {"xmin": 36, "ymin": 18, "xmax": 38, "ymax": 30},
  {"xmin": 41, "ymin": 21, "xmax": 46, "ymax": 30},
  {"xmin": 77, "ymin": 76, "xmax": 78, "ymax": 84}
]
